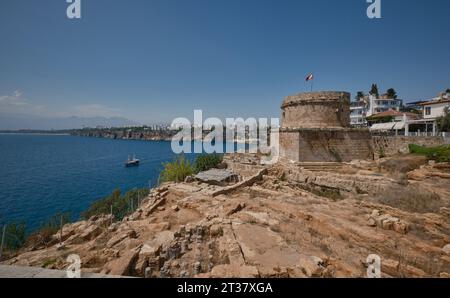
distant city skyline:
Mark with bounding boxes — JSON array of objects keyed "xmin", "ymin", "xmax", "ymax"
[{"xmin": 1, "ymin": 0, "xmax": 449, "ymax": 129}]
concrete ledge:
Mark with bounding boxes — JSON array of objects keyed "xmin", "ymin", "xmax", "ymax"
[
  {"xmin": 211, "ymin": 168, "xmax": 268, "ymax": 197},
  {"xmin": 0, "ymin": 265, "xmax": 128, "ymax": 278}
]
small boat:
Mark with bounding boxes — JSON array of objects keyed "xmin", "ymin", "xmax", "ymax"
[{"xmin": 125, "ymin": 155, "xmax": 140, "ymax": 167}]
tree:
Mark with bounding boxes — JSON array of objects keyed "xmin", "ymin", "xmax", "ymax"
[
  {"xmin": 355, "ymin": 91, "xmax": 365, "ymax": 100},
  {"xmin": 446, "ymin": 89, "xmax": 450, "ymax": 93},
  {"xmin": 2, "ymin": 222, "xmax": 27, "ymax": 251},
  {"xmin": 369, "ymin": 84, "xmax": 379, "ymax": 97},
  {"xmin": 437, "ymin": 107, "xmax": 450, "ymax": 132},
  {"xmin": 386, "ymin": 88, "xmax": 398, "ymax": 99}
]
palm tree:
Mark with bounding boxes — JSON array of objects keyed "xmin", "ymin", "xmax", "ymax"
[
  {"xmin": 386, "ymin": 88, "xmax": 398, "ymax": 99},
  {"xmin": 355, "ymin": 91, "xmax": 365, "ymax": 100}
]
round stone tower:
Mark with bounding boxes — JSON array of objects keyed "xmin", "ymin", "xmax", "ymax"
[
  {"xmin": 279, "ymin": 91, "xmax": 373, "ymax": 163},
  {"xmin": 281, "ymin": 91, "xmax": 351, "ymax": 129}
]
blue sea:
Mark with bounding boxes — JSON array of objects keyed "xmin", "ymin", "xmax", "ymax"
[{"xmin": 0, "ymin": 134, "xmax": 197, "ymax": 231}]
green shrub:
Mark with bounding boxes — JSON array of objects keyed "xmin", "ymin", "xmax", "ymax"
[
  {"xmin": 26, "ymin": 211, "xmax": 72, "ymax": 248},
  {"xmin": 39, "ymin": 211, "xmax": 72, "ymax": 233},
  {"xmin": 42, "ymin": 258, "xmax": 58, "ymax": 268},
  {"xmin": 159, "ymin": 155, "xmax": 194, "ymax": 183},
  {"xmin": 437, "ymin": 107, "xmax": 450, "ymax": 132},
  {"xmin": 26, "ymin": 227, "xmax": 56, "ymax": 248},
  {"xmin": 409, "ymin": 144, "xmax": 450, "ymax": 162},
  {"xmin": 1, "ymin": 222, "xmax": 27, "ymax": 251},
  {"xmin": 81, "ymin": 188, "xmax": 149, "ymax": 221},
  {"xmin": 194, "ymin": 154, "xmax": 223, "ymax": 173}
]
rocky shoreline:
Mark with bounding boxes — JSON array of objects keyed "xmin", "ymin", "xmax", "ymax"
[
  {"xmin": 3, "ymin": 153, "xmax": 450, "ymax": 278},
  {"xmin": 70, "ymin": 128, "xmax": 177, "ymax": 142}
]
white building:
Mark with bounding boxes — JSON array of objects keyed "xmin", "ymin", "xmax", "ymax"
[
  {"xmin": 350, "ymin": 94, "xmax": 402, "ymax": 126},
  {"xmin": 367, "ymin": 95, "xmax": 402, "ymax": 116},
  {"xmin": 368, "ymin": 110, "xmax": 421, "ymax": 134},
  {"xmin": 350, "ymin": 101, "xmax": 367, "ymax": 126},
  {"xmin": 421, "ymin": 93, "xmax": 450, "ymax": 120}
]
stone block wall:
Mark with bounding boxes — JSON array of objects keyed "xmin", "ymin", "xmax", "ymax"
[
  {"xmin": 281, "ymin": 91, "xmax": 351, "ymax": 129},
  {"xmin": 280, "ymin": 128, "xmax": 373, "ymax": 162},
  {"xmin": 372, "ymin": 136, "xmax": 450, "ymax": 156},
  {"xmin": 223, "ymin": 154, "xmax": 267, "ymax": 177}
]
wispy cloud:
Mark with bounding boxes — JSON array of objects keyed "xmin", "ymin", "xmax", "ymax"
[
  {"xmin": 0, "ymin": 91, "xmax": 123, "ymax": 119},
  {"xmin": 70, "ymin": 104, "xmax": 121, "ymax": 118},
  {"xmin": 0, "ymin": 90, "xmax": 28, "ymax": 107}
]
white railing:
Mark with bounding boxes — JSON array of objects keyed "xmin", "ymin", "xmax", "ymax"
[{"xmin": 406, "ymin": 131, "xmax": 448, "ymax": 138}]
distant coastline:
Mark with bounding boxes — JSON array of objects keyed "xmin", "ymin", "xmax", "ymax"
[
  {"xmin": 70, "ymin": 127, "xmax": 176, "ymax": 142},
  {"xmin": 0, "ymin": 127, "xmax": 173, "ymax": 140},
  {"xmin": 0, "ymin": 129, "xmax": 72, "ymax": 135},
  {"xmin": 0, "ymin": 132, "xmax": 71, "ymax": 136},
  {"xmin": 0, "ymin": 127, "xmax": 265, "ymax": 143}
]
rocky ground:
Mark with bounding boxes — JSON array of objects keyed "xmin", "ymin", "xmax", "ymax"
[{"xmin": 3, "ymin": 154, "xmax": 450, "ymax": 278}]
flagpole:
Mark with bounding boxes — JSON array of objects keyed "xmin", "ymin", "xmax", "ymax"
[{"xmin": 305, "ymin": 73, "xmax": 314, "ymax": 92}]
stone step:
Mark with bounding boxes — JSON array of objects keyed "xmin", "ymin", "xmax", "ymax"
[
  {"xmin": 0, "ymin": 265, "xmax": 130, "ymax": 278},
  {"xmin": 296, "ymin": 162, "xmax": 344, "ymax": 171}
]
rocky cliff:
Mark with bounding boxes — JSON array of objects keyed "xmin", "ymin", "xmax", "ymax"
[{"xmin": 3, "ymin": 154, "xmax": 450, "ymax": 278}]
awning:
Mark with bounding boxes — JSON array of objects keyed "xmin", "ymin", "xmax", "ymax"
[
  {"xmin": 393, "ymin": 122, "xmax": 406, "ymax": 130},
  {"xmin": 370, "ymin": 122, "xmax": 396, "ymax": 131}
]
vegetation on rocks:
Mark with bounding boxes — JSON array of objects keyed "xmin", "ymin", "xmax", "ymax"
[
  {"xmin": 159, "ymin": 155, "xmax": 195, "ymax": 183},
  {"xmin": 194, "ymin": 154, "xmax": 223, "ymax": 173},
  {"xmin": 0, "ymin": 188, "xmax": 148, "ymax": 256},
  {"xmin": 1, "ymin": 222, "xmax": 26, "ymax": 251},
  {"xmin": 0, "ymin": 211, "xmax": 71, "ymax": 256},
  {"xmin": 82, "ymin": 188, "xmax": 149, "ymax": 221},
  {"xmin": 409, "ymin": 144, "xmax": 450, "ymax": 162},
  {"xmin": 437, "ymin": 107, "xmax": 450, "ymax": 132},
  {"xmin": 159, "ymin": 154, "xmax": 224, "ymax": 183},
  {"xmin": 26, "ymin": 211, "xmax": 72, "ymax": 248},
  {"xmin": 3, "ymin": 153, "xmax": 450, "ymax": 277},
  {"xmin": 376, "ymin": 184, "xmax": 445, "ymax": 214}
]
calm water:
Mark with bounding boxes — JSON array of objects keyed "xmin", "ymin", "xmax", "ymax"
[{"xmin": 0, "ymin": 134, "xmax": 196, "ymax": 231}]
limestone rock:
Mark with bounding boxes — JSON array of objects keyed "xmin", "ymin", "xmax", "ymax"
[
  {"xmin": 184, "ymin": 176, "xmax": 195, "ymax": 183},
  {"xmin": 5, "ymin": 154, "xmax": 450, "ymax": 278},
  {"xmin": 298, "ymin": 255, "xmax": 325, "ymax": 277},
  {"xmin": 367, "ymin": 218, "xmax": 376, "ymax": 227},
  {"xmin": 367, "ymin": 212, "xmax": 408, "ymax": 234},
  {"xmin": 208, "ymin": 264, "xmax": 259, "ymax": 278},
  {"xmin": 393, "ymin": 221, "xmax": 409, "ymax": 234},
  {"xmin": 381, "ymin": 259, "xmax": 400, "ymax": 276},
  {"xmin": 80, "ymin": 225, "xmax": 102, "ymax": 241},
  {"xmin": 105, "ymin": 249, "xmax": 139, "ymax": 276},
  {"xmin": 106, "ymin": 230, "xmax": 137, "ymax": 248},
  {"xmin": 209, "ymin": 224, "xmax": 223, "ymax": 237},
  {"xmin": 225, "ymin": 202, "xmax": 246, "ymax": 216},
  {"xmin": 148, "ymin": 222, "xmax": 171, "ymax": 232},
  {"xmin": 134, "ymin": 243, "xmax": 162, "ymax": 276},
  {"xmin": 442, "ymin": 244, "xmax": 450, "ymax": 255}
]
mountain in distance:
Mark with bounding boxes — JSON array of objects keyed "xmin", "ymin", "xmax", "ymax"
[{"xmin": 0, "ymin": 113, "xmax": 140, "ymax": 130}]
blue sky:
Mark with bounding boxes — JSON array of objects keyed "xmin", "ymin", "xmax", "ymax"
[{"xmin": 0, "ymin": 0, "xmax": 449, "ymax": 126}]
